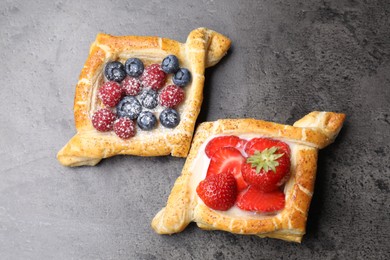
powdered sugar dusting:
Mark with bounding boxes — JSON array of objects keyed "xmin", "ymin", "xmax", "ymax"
[
  {"xmin": 98, "ymin": 81, "xmax": 122, "ymax": 107},
  {"xmin": 92, "ymin": 108, "xmax": 116, "ymax": 132},
  {"xmin": 139, "ymin": 89, "xmax": 158, "ymax": 109},
  {"xmin": 122, "ymin": 76, "xmax": 142, "ymax": 96},
  {"xmin": 159, "ymin": 85, "xmax": 185, "ymax": 108},
  {"xmin": 140, "ymin": 64, "xmax": 167, "ymax": 90},
  {"xmin": 114, "ymin": 117, "xmax": 136, "ymax": 139}
]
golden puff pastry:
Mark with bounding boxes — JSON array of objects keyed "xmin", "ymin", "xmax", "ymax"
[
  {"xmin": 57, "ymin": 28, "xmax": 231, "ymax": 167},
  {"xmin": 152, "ymin": 111, "xmax": 346, "ymax": 242}
]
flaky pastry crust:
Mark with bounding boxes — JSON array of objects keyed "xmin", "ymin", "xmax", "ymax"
[
  {"xmin": 57, "ymin": 28, "xmax": 231, "ymax": 166},
  {"xmin": 152, "ymin": 111, "xmax": 346, "ymax": 242}
]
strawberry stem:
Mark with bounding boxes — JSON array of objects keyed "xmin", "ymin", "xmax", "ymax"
[{"xmin": 246, "ymin": 146, "xmax": 284, "ymax": 173}]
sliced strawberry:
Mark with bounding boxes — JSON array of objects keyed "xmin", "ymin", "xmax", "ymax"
[
  {"xmin": 205, "ymin": 135, "xmax": 246, "ymax": 158},
  {"xmin": 236, "ymin": 187, "xmax": 285, "ymax": 213},
  {"xmin": 245, "ymin": 137, "xmax": 290, "ymax": 157},
  {"xmin": 207, "ymin": 147, "xmax": 248, "ymax": 191},
  {"xmin": 196, "ymin": 172, "xmax": 237, "ymax": 211}
]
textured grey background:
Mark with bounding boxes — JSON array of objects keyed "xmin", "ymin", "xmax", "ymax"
[{"xmin": 0, "ymin": 0, "xmax": 389, "ymax": 259}]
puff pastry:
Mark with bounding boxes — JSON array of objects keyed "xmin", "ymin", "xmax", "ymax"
[
  {"xmin": 57, "ymin": 28, "xmax": 231, "ymax": 166},
  {"xmin": 152, "ymin": 111, "xmax": 346, "ymax": 242}
]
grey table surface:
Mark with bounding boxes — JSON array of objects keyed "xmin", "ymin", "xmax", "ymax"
[{"xmin": 1, "ymin": 0, "xmax": 389, "ymax": 259}]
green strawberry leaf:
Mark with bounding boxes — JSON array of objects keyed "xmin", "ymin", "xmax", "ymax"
[{"xmin": 246, "ymin": 146, "xmax": 284, "ymax": 174}]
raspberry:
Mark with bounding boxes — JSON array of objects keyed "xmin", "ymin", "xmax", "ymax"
[
  {"xmin": 98, "ymin": 81, "xmax": 123, "ymax": 107},
  {"xmin": 159, "ymin": 85, "xmax": 185, "ymax": 108},
  {"xmin": 114, "ymin": 117, "xmax": 136, "ymax": 139},
  {"xmin": 122, "ymin": 76, "xmax": 142, "ymax": 96},
  {"xmin": 140, "ymin": 64, "xmax": 166, "ymax": 90},
  {"xmin": 92, "ymin": 108, "xmax": 116, "ymax": 132}
]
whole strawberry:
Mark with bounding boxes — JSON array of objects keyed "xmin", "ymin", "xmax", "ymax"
[
  {"xmin": 196, "ymin": 172, "xmax": 237, "ymax": 211},
  {"xmin": 242, "ymin": 138, "xmax": 291, "ymax": 192}
]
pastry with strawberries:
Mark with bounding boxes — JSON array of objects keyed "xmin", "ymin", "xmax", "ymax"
[
  {"xmin": 196, "ymin": 136, "xmax": 291, "ymax": 213},
  {"xmin": 57, "ymin": 28, "xmax": 231, "ymax": 166},
  {"xmin": 152, "ymin": 112, "xmax": 345, "ymax": 242}
]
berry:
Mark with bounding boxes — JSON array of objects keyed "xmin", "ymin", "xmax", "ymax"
[
  {"xmin": 114, "ymin": 117, "xmax": 136, "ymax": 139},
  {"xmin": 236, "ymin": 187, "xmax": 285, "ymax": 213},
  {"xmin": 196, "ymin": 172, "xmax": 237, "ymax": 211},
  {"xmin": 205, "ymin": 135, "xmax": 246, "ymax": 158},
  {"xmin": 159, "ymin": 85, "xmax": 185, "ymax": 108},
  {"xmin": 207, "ymin": 147, "xmax": 248, "ymax": 191},
  {"xmin": 122, "ymin": 76, "xmax": 142, "ymax": 96},
  {"xmin": 161, "ymin": 55, "xmax": 180, "ymax": 74},
  {"xmin": 116, "ymin": 96, "xmax": 142, "ymax": 120},
  {"xmin": 160, "ymin": 108, "xmax": 180, "ymax": 128},
  {"xmin": 245, "ymin": 138, "xmax": 290, "ymax": 158},
  {"xmin": 140, "ymin": 64, "xmax": 166, "ymax": 90},
  {"xmin": 173, "ymin": 68, "xmax": 191, "ymax": 87},
  {"xmin": 104, "ymin": 61, "xmax": 126, "ymax": 82},
  {"xmin": 125, "ymin": 58, "xmax": 144, "ymax": 77},
  {"xmin": 91, "ymin": 108, "xmax": 116, "ymax": 132},
  {"xmin": 98, "ymin": 81, "xmax": 123, "ymax": 107},
  {"xmin": 241, "ymin": 145, "xmax": 290, "ymax": 192},
  {"xmin": 137, "ymin": 111, "xmax": 157, "ymax": 130},
  {"xmin": 139, "ymin": 89, "xmax": 158, "ymax": 109}
]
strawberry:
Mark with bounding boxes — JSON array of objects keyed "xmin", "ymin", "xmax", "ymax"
[
  {"xmin": 207, "ymin": 147, "xmax": 248, "ymax": 191},
  {"xmin": 205, "ymin": 135, "xmax": 247, "ymax": 158},
  {"xmin": 245, "ymin": 137, "xmax": 290, "ymax": 157},
  {"xmin": 241, "ymin": 140, "xmax": 291, "ymax": 192},
  {"xmin": 236, "ymin": 186, "xmax": 285, "ymax": 213},
  {"xmin": 196, "ymin": 172, "xmax": 237, "ymax": 211}
]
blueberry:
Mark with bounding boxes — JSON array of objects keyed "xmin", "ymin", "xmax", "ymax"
[
  {"xmin": 104, "ymin": 61, "xmax": 126, "ymax": 82},
  {"xmin": 137, "ymin": 111, "xmax": 157, "ymax": 130},
  {"xmin": 173, "ymin": 68, "xmax": 191, "ymax": 87},
  {"xmin": 116, "ymin": 96, "xmax": 142, "ymax": 120},
  {"xmin": 139, "ymin": 89, "xmax": 158, "ymax": 109},
  {"xmin": 161, "ymin": 55, "xmax": 180, "ymax": 74},
  {"xmin": 125, "ymin": 58, "xmax": 144, "ymax": 77},
  {"xmin": 159, "ymin": 108, "xmax": 180, "ymax": 128}
]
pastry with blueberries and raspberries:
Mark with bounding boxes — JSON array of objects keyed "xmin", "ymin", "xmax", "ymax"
[
  {"xmin": 94, "ymin": 57, "xmax": 188, "ymax": 134},
  {"xmin": 57, "ymin": 28, "xmax": 231, "ymax": 166}
]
